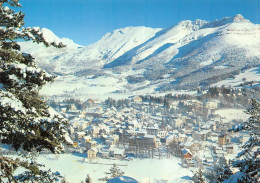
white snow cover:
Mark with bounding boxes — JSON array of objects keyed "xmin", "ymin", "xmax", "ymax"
[
  {"xmin": 40, "ymin": 28, "xmax": 82, "ymax": 49},
  {"xmin": 49, "ymin": 26, "xmax": 162, "ymax": 71},
  {"xmin": 32, "ymin": 154, "xmax": 193, "ymax": 183},
  {"xmin": 8, "ymin": 63, "xmax": 42, "ymax": 74},
  {"xmin": 108, "ymin": 176, "xmax": 138, "ymax": 183},
  {"xmin": 17, "ymin": 14, "xmax": 260, "ymax": 99},
  {"xmin": 215, "ymin": 108, "xmax": 250, "ymax": 122},
  {"xmin": 46, "ymin": 107, "xmax": 63, "ymax": 118},
  {"xmin": 0, "ymin": 91, "xmax": 27, "ymax": 114},
  {"xmin": 214, "ymin": 67, "xmax": 260, "ymax": 87}
]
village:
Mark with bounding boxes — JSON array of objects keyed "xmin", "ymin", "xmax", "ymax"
[
  {"xmin": 42, "ymin": 86, "xmax": 258, "ymax": 180},
  {"xmin": 0, "ymin": 86, "xmax": 258, "ymax": 182}
]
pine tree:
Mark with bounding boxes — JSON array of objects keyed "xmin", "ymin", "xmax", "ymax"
[
  {"xmin": 192, "ymin": 169, "xmax": 205, "ymax": 183},
  {"xmin": 220, "ymin": 99, "xmax": 260, "ymax": 182},
  {"xmin": 217, "ymin": 164, "xmax": 233, "ymax": 182},
  {"xmin": 0, "ymin": 0, "xmax": 68, "ymax": 182},
  {"xmin": 108, "ymin": 163, "xmax": 124, "ymax": 178},
  {"xmin": 85, "ymin": 174, "xmax": 92, "ymax": 183},
  {"xmin": 61, "ymin": 177, "xmax": 69, "ymax": 183},
  {"xmin": 197, "ymin": 169, "xmax": 205, "ymax": 183}
]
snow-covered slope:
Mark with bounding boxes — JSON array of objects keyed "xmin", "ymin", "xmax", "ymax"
[
  {"xmin": 19, "ymin": 15, "xmax": 260, "ymax": 99},
  {"xmin": 19, "ymin": 28, "xmax": 82, "ymax": 73},
  {"xmin": 105, "ymin": 19, "xmax": 208, "ymax": 68},
  {"xmin": 51, "ymin": 26, "xmax": 161, "ymax": 73},
  {"xmin": 105, "ymin": 14, "xmax": 260, "ymax": 90}
]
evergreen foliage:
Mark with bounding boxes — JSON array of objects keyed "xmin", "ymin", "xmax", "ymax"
[
  {"xmin": 217, "ymin": 165, "xmax": 233, "ymax": 182},
  {"xmin": 105, "ymin": 163, "xmax": 124, "ymax": 180},
  {"xmin": 109, "ymin": 163, "xmax": 124, "ymax": 178},
  {"xmin": 85, "ymin": 174, "xmax": 92, "ymax": 183},
  {"xmin": 192, "ymin": 169, "xmax": 205, "ymax": 183},
  {"xmin": 198, "ymin": 169, "xmax": 205, "ymax": 183},
  {"xmin": 0, "ymin": 0, "xmax": 68, "ymax": 182},
  {"xmin": 220, "ymin": 99, "xmax": 260, "ymax": 182},
  {"xmin": 99, "ymin": 164, "xmax": 125, "ymax": 182}
]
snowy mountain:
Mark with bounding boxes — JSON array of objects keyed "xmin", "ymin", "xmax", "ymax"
[
  {"xmin": 105, "ymin": 14, "xmax": 260, "ymax": 89},
  {"xmin": 18, "ymin": 28, "xmax": 83, "ymax": 73},
  {"xmin": 18, "ymin": 15, "xmax": 260, "ymax": 99},
  {"xmin": 50, "ymin": 26, "xmax": 162, "ymax": 73}
]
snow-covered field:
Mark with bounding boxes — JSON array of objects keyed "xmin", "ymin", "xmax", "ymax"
[
  {"xmin": 40, "ymin": 73, "xmax": 197, "ymax": 100},
  {"xmin": 214, "ymin": 67, "xmax": 260, "ymax": 87},
  {"xmin": 36, "ymin": 154, "xmax": 193, "ymax": 183},
  {"xmin": 215, "ymin": 108, "xmax": 249, "ymax": 122}
]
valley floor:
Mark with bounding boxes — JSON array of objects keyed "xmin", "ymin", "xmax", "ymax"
[{"xmin": 36, "ymin": 153, "xmax": 193, "ymax": 183}]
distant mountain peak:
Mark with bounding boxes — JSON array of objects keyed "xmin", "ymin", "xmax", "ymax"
[
  {"xmin": 204, "ymin": 14, "xmax": 250, "ymax": 28},
  {"xmin": 102, "ymin": 26, "xmax": 161, "ymax": 39},
  {"xmin": 41, "ymin": 28, "xmax": 60, "ymax": 44},
  {"xmin": 40, "ymin": 28, "xmax": 82, "ymax": 49},
  {"xmin": 231, "ymin": 14, "xmax": 249, "ymax": 23}
]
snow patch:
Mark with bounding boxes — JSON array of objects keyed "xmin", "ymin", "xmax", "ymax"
[{"xmin": 215, "ymin": 108, "xmax": 249, "ymax": 122}]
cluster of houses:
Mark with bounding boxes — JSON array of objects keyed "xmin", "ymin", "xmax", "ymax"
[{"xmin": 53, "ymin": 96, "xmax": 248, "ymax": 172}]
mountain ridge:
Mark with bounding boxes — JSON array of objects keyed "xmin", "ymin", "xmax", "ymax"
[{"xmin": 18, "ymin": 15, "xmax": 260, "ymax": 99}]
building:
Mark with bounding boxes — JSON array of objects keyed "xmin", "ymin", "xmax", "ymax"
[
  {"xmin": 87, "ymin": 148, "xmax": 98, "ymax": 160},
  {"xmin": 83, "ymin": 135, "xmax": 92, "ymax": 143},
  {"xmin": 226, "ymin": 145, "xmax": 234, "ymax": 154},
  {"xmin": 192, "ymin": 130, "xmax": 210, "ymax": 141},
  {"xmin": 129, "ymin": 135, "xmax": 158, "ymax": 149},
  {"xmin": 218, "ymin": 134, "xmax": 227, "ymax": 145},
  {"xmin": 105, "ymin": 135, "xmax": 119, "ymax": 145},
  {"xmin": 133, "ymin": 96, "xmax": 142, "ymax": 103},
  {"xmin": 182, "ymin": 149, "xmax": 192, "ymax": 161},
  {"xmin": 76, "ymin": 131, "xmax": 85, "ymax": 140},
  {"xmin": 73, "ymin": 141, "xmax": 78, "ymax": 148},
  {"xmin": 86, "ymin": 141, "xmax": 97, "ymax": 151},
  {"xmin": 173, "ymin": 116, "xmax": 185, "ymax": 129},
  {"xmin": 61, "ymin": 107, "xmax": 67, "ymax": 113},
  {"xmin": 178, "ymin": 133, "xmax": 187, "ymax": 142},
  {"xmin": 109, "ymin": 147, "xmax": 125, "ymax": 159},
  {"xmin": 158, "ymin": 130, "xmax": 167, "ymax": 138},
  {"xmin": 165, "ymin": 134, "xmax": 178, "ymax": 145},
  {"xmin": 146, "ymin": 127, "xmax": 159, "ymax": 136},
  {"xmin": 206, "ymin": 101, "xmax": 218, "ymax": 109}
]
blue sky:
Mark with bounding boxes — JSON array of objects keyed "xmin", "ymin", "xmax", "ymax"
[{"xmin": 20, "ymin": 0, "xmax": 260, "ymax": 46}]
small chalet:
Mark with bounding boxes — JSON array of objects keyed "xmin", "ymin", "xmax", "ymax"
[{"xmin": 182, "ymin": 149, "xmax": 192, "ymax": 161}]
